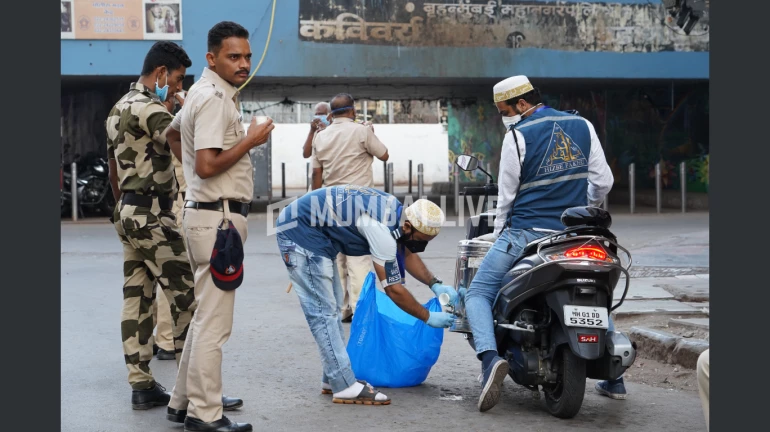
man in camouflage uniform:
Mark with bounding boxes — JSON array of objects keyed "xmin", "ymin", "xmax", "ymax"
[
  {"xmin": 152, "ymin": 91, "xmax": 187, "ymax": 362},
  {"xmin": 106, "ymin": 41, "xmax": 195, "ymax": 410}
]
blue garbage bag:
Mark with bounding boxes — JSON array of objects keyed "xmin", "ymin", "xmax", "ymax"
[{"xmin": 346, "ymin": 271, "xmax": 444, "ymax": 388}]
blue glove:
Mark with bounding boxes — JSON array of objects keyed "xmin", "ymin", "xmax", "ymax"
[
  {"xmin": 426, "ymin": 311, "xmax": 455, "ymax": 328},
  {"xmin": 458, "ymin": 287, "xmax": 467, "ymax": 303},
  {"xmin": 431, "ymin": 283, "xmax": 458, "ymax": 306}
]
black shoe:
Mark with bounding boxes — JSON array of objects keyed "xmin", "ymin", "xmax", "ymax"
[
  {"xmin": 184, "ymin": 416, "xmax": 252, "ymax": 432},
  {"xmin": 132, "ymin": 383, "xmax": 171, "ymax": 410},
  {"xmin": 157, "ymin": 348, "xmax": 176, "ymax": 360},
  {"xmin": 168, "ymin": 396, "xmax": 243, "ymax": 423},
  {"xmin": 222, "ymin": 395, "xmax": 243, "ymax": 410}
]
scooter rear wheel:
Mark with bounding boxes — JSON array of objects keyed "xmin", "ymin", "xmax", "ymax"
[{"xmin": 543, "ymin": 347, "xmax": 586, "ymax": 419}]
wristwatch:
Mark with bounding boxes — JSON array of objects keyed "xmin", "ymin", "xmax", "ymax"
[{"xmin": 428, "ymin": 276, "xmax": 443, "ymax": 287}]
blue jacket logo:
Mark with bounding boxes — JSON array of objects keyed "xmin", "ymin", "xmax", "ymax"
[{"xmin": 537, "ymin": 122, "xmax": 588, "ymax": 176}]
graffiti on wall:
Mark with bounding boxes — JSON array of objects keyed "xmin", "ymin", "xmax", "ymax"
[
  {"xmin": 298, "ymin": 0, "xmax": 709, "ymax": 52},
  {"xmin": 447, "ymin": 83, "xmax": 709, "ymax": 191}
]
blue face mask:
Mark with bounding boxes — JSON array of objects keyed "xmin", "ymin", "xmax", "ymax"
[
  {"xmin": 314, "ymin": 115, "xmax": 330, "ymax": 126},
  {"xmin": 154, "ymin": 71, "xmax": 169, "ymax": 102}
]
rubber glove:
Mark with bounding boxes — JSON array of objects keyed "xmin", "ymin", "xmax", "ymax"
[
  {"xmin": 475, "ymin": 232, "xmax": 499, "ymax": 243},
  {"xmin": 426, "ymin": 311, "xmax": 455, "ymax": 328},
  {"xmin": 431, "ymin": 283, "xmax": 458, "ymax": 306},
  {"xmin": 458, "ymin": 287, "xmax": 468, "ymax": 303}
]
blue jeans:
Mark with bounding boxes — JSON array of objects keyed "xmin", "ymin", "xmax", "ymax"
[
  {"xmin": 276, "ymin": 233, "xmax": 357, "ymax": 393},
  {"xmin": 466, "ymin": 228, "xmax": 550, "ymax": 356},
  {"xmin": 466, "ymin": 228, "xmax": 617, "ymax": 358}
]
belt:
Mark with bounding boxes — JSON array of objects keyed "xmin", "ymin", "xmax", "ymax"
[
  {"xmin": 122, "ymin": 192, "xmax": 174, "ymax": 210},
  {"xmin": 181, "ymin": 192, "xmax": 186, "ymax": 201},
  {"xmin": 184, "ymin": 200, "xmax": 251, "ymax": 218}
]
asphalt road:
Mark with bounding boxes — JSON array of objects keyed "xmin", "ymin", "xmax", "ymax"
[{"xmin": 61, "ymin": 212, "xmax": 709, "ymax": 432}]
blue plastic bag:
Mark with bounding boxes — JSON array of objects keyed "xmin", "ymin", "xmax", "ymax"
[{"xmin": 346, "ymin": 272, "xmax": 444, "ymax": 388}]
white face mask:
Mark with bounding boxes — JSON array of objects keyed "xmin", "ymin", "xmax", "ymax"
[
  {"xmin": 501, "ymin": 115, "xmax": 521, "ymax": 129},
  {"xmin": 501, "ymin": 103, "xmax": 543, "ymax": 129}
]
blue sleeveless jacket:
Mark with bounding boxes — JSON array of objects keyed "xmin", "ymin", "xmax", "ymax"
[
  {"xmin": 276, "ymin": 186, "xmax": 406, "ymax": 276},
  {"xmin": 506, "ymin": 107, "xmax": 591, "ymax": 231}
]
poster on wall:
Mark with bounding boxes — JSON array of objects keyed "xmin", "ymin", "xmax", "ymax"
[
  {"xmin": 298, "ymin": 0, "xmax": 709, "ymax": 53},
  {"xmin": 60, "ymin": 0, "xmax": 182, "ymax": 40}
]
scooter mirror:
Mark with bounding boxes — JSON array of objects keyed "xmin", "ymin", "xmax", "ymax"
[{"xmin": 456, "ymin": 155, "xmax": 479, "ymax": 172}]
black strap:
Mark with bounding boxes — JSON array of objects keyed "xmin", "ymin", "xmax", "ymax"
[
  {"xmin": 184, "ymin": 200, "xmax": 251, "ymax": 218},
  {"xmin": 504, "ymin": 125, "xmax": 525, "ymax": 230},
  {"xmin": 122, "ymin": 192, "xmax": 174, "ymax": 210}
]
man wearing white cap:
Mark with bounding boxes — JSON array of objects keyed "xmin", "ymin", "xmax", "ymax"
[
  {"xmin": 274, "ymin": 185, "xmax": 457, "ymax": 405},
  {"xmin": 464, "ymin": 75, "xmax": 615, "ymax": 412}
]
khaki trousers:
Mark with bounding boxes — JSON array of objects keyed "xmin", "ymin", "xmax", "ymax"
[
  {"xmin": 336, "ymin": 253, "xmax": 375, "ymax": 318},
  {"xmin": 169, "ymin": 205, "xmax": 248, "ymax": 423},
  {"xmin": 153, "ymin": 194, "xmax": 186, "ymax": 352},
  {"xmin": 697, "ymin": 349, "xmax": 710, "ymax": 431}
]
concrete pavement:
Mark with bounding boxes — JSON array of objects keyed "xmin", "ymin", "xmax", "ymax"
[{"xmin": 61, "ymin": 212, "xmax": 709, "ymax": 431}]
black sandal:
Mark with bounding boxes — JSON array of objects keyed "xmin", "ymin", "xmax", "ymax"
[{"xmin": 332, "ymin": 381, "xmax": 391, "ymax": 405}]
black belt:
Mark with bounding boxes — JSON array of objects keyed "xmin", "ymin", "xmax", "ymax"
[
  {"xmin": 122, "ymin": 192, "xmax": 174, "ymax": 210},
  {"xmin": 184, "ymin": 200, "xmax": 251, "ymax": 218},
  {"xmin": 181, "ymin": 192, "xmax": 186, "ymax": 201}
]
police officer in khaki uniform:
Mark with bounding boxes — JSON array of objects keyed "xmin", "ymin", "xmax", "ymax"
[
  {"xmin": 105, "ymin": 41, "xmax": 195, "ymax": 410},
  {"xmin": 164, "ymin": 22, "xmax": 274, "ymax": 432}
]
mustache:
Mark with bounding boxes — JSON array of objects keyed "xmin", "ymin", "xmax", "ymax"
[{"xmin": 236, "ymin": 69, "xmax": 250, "ymax": 74}]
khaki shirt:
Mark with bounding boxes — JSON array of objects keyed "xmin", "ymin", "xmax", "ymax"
[
  {"xmin": 105, "ymin": 82, "xmax": 177, "ymax": 196},
  {"xmin": 171, "ymin": 68, "xmax": 253, "ymax": 203},
  {"xmin": 311, "ymin": 117, "xmax": 388, "ymax": 188},
  {"xmin": 172, "ymin": 154, "xmax": 186, "ymax": 193}
]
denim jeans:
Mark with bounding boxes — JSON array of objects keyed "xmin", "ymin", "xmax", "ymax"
[
  {"xmin": 276, "ymin": 232, "xmax": 358, "ymax": 393},
  {"xmin": 465, "ymin": 227, "xmax": 617, "ymax": 358}
]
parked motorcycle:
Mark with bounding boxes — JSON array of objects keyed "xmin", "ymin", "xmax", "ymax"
[
  {"xmin": 448, "ymin": 154, "xmax": 637, "ymax": 419},
  {"xmin": 61, "ymin": 152, "xmax": 115, "ymax": 217}
]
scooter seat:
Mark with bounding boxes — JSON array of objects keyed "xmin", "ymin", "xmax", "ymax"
[{"xmin": 500, "ymin": 254, "xmax": 544, "ymax": 289}]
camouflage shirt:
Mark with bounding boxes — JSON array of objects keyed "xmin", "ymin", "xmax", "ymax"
[{"xmin": 106, "ymin": 82, "xmax": 177, "ymax": 197}]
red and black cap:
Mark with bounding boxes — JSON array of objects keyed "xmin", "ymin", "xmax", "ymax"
[{"xmin": 210, "ymin": 220, "xmax": 244, "ymax": 291}]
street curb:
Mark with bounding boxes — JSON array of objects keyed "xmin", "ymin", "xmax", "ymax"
[{"xmin": 629, "ymin": 326, "xmax": 709, "ymax": 370}]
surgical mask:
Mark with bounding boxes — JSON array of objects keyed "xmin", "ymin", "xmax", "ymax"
[
  {"xmin": 502, "ymin": 115, "xmax": 521, "ymax": 129},
  {"xmin": 155, "ymin": 71, "xmax": 169, "ymax": 102},
  {"xmin": 314, "ymin": 115, "xmax": 330, "ymax": 126},
  {"xmin": 501, "ymin": 103, "xmax": 542, "ymax": 129}
]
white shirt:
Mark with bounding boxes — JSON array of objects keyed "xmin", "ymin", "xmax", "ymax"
[{"xmin": 493, "ymin": 118, "xmax": 614, "ymax": 236}]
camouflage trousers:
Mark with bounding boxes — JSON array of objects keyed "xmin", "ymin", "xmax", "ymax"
[{"xmin": 113, "ymin": 197, "xmax": 196, "ymax": 390}]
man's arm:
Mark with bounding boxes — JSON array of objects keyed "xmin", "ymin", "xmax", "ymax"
[
  {"xmin": 374, "ymin": 264, "xmax": 430, "ymax": 323},
  {"xmin": 363, "ymin": 125, "xmax": 389, "ymax": 161},
  {"xmin": 167, "ymin": 127, "xmax": 182, "ymax": 161},
  {"xmin": 493, "ymin": 130, "xmax": 524, "ymax": 236},
  {"xmin": 302, "ymin": 119, "xmax": 323, "ymax": 158},
  {"xmin": 585, "ymin": 120, "xmax": 614, "ymax": 206},
  {"xmin": 402, "ymin": 247, "xmax": 436, "ymax": 286},
  {"xmin": 311, "ymin": 168, "xmax": 323, "ymax": 190},
  {"xmin": 192, "ymin": 96, "xmax": 274, "ymax": 179},
  {"xmin": 108, "ymin": 159, "xmax": 120, "ymax": 202}
]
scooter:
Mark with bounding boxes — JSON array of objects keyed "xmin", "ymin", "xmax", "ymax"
[{"xmin": 448, "ymin": 154, "xmax": 637, "ymax": 419}]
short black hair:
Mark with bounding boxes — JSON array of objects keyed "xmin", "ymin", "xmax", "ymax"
[
  {"xmin": 141, "ymin": 41, "xmax": 192, "ymax": 76},
  {"xmin": 330, "ymin": 93, "xmax": 355, "ymax": 116},
  {"xmin": 208, "ymin": 21, "xmax": 250, "ymax": 54},
  {"xmin": 504, "ymin": 88, "xmax": 542, "ymax": 108}
]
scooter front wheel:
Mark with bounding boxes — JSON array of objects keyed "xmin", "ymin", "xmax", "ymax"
[{"xmin": 543, "ymin": 347, "xmax": 586, "ymax": 419}]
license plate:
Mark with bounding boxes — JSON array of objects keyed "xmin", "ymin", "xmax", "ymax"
[{"xmin": 563, "ymin": 305, "xmax": 609, "ymax": 329}]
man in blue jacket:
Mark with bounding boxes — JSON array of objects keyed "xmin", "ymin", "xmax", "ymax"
[
  {"xmin": 276, "ymin": 186, "xmax": 457, "ymax": 405},
  {"xmin": 466, "ymin": 75, "xmax": 617, "ymax": 412}
]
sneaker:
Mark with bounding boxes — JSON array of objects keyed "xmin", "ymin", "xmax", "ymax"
[
  {"xmin": 478, "ymin": 357, "xmax": 508, "ymax": 412},
  {"xmin": 595, "ymin": 377, "xmax": 627, "ymax": 400}
]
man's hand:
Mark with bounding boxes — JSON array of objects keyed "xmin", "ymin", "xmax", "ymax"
[
  {"xmin": 246, "ymin": 118, "xmax": 275, "ymax": 147},
  {"xmin": 310, "ymin": 118, "xmax": 326, "ymax": 133},
  {"xmin": 431, "ymin": 283, "xmax": 458, "ymax": 306},
  {"xmin": 426, "ymin": 311, "xmax": 454, "ymax": 328}
]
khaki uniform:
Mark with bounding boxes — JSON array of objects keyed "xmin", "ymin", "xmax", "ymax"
[
  {"xmin": 105, "ymin": 82, "xmax": 196, "ymax": 391},
  {"xmin": 168, "ymin": 68, "xmax": 253, "ymax": 423},
  {"xmin": 153, "ymin": 152, "xmax": 187, "ymax": 352},
  {"xmin": 311, "ymin": 117, "xmax": 388, "ymax": 318},
  {"xmin": 697, "ymin": 349, "xmax": 710, "ymax": 431}
]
